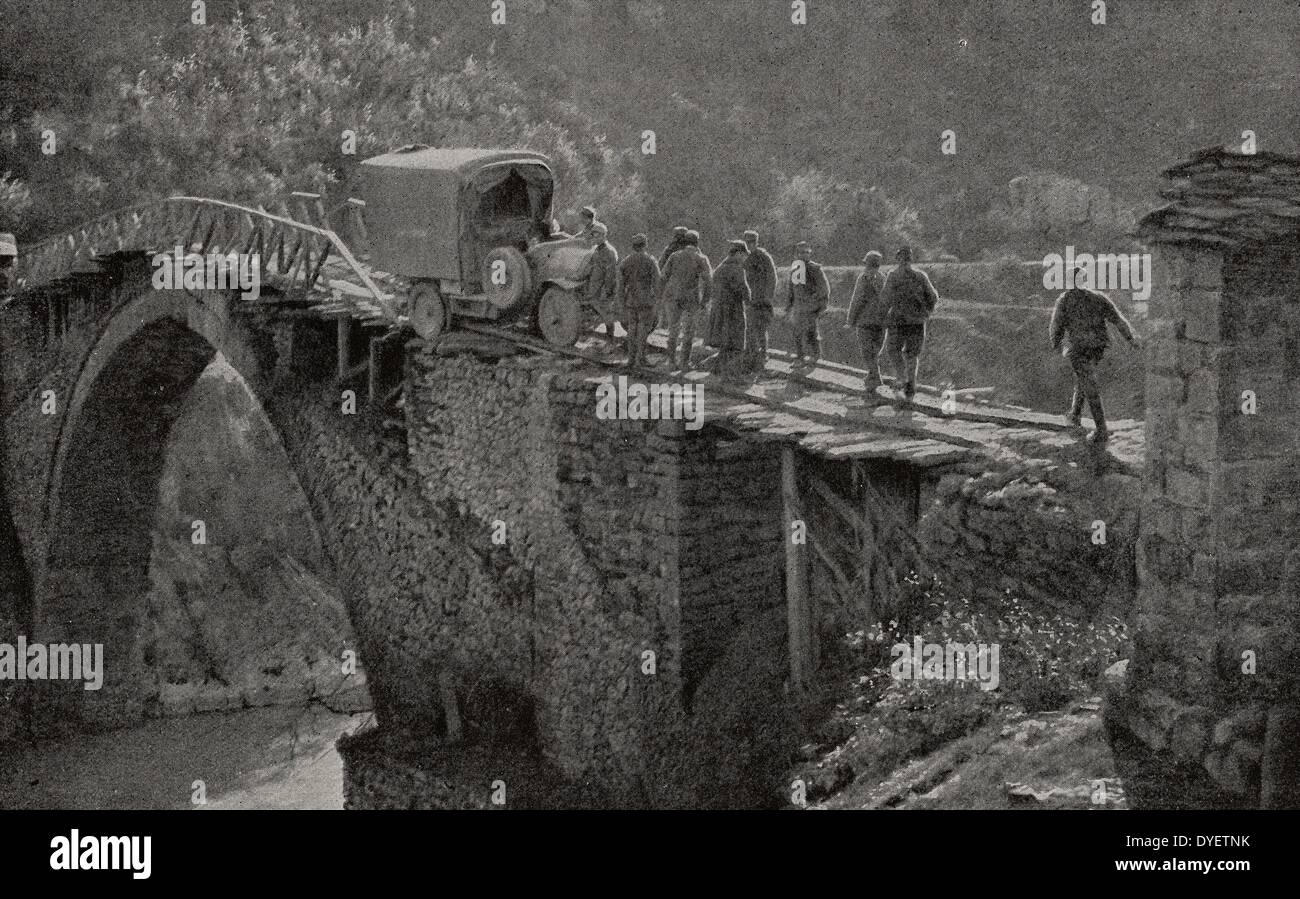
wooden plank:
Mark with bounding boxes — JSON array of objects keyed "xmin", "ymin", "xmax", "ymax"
[
  {"xmin": 811, "ymin": 538, "xmax": 854, "ymax": 607},
  {"xmin": 782, "ymin": 446, "xmax": 814, "ymax": 694},
  {"xmin": 336, "ymin": 316, "xmax": 350, "ymax": 381},
  {"xmin": 826, "ymin": 439, "xmax": 937, "ymax": 459},
  {"xmin": 806, "ymin": 469, "xmax": 867, "ymax": 534}
]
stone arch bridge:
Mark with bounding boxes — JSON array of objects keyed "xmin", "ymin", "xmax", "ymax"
[{"xmin": 1, "ymin": 153, "xmax": 1291, "ymax": 809}]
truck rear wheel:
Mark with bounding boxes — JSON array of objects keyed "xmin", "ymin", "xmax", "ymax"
[
  {"xmin": 537, "ymin": 285, "xmax": 581, "ymax": 348},
  {"xmin": 408, "ymin": 283, "xmax": 448, "ymax": 341}
]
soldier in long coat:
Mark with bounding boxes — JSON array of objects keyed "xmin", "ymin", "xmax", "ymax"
[
  {"xmin": 741, "ymin": 229, "xmax": 776, "ymax": 372},
  {"xmin": 705, "ymin": 240, "xmax": 750, "ymax": 380}
]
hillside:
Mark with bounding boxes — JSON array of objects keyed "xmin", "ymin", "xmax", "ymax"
[{"xmin": 3, "ymin": 0, "xmax": 1298, "ymax": 264}]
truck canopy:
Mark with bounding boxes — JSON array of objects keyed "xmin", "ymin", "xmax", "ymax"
[{"xmin": 362, "ymin": 147, "xmax": 554, "ymax": 283}]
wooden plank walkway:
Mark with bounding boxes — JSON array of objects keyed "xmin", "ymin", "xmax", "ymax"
[{"xmin": 623, "ymin": 332, "xmax": 1144, "ymax": 469}]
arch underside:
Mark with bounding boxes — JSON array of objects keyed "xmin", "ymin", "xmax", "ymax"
[{"xmin": 35, "ymin": 284, "xmax": 354, "ymax": 731}]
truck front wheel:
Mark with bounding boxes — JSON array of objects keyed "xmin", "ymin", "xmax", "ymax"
[{"xmin": 537, "ymin": 285, "xmax": 581, "ymax": 348}]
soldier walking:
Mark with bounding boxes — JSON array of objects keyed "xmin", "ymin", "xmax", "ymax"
[
  {"xmin": 659, "ymin": 225, "xmax": 690, "ymax": 268},
  {"xmin": 618, "ymin": 233, "xmax": 660, "ymax": 368},
  {"xmin": 741, "ymin": 229, "xmax": 776, "ymax": 373},
  {"xmin": 582, "ymin": 222, "xmax": 620, "ymax": 354},
  {"xmin": 705, "ymin": 240, "xmax": 751, "ymax": 380},
  {"xmin": 783, "ymin": 240, "xmax": 830, "ymax": 368},
  {"xmin": 1049, "ymin": 264, "xmax": 1137, "ymax": 443},
  {"xmin": 879, "ymin": 246, "xmax": 938, "ymax": 402},
  {"xmin": 574, "ymin": 205, "xmax": 600, "ymax": 241},
  {"xmin": 846, "ymin": 250, "xmax": 887, "ymax": 397},
  {"xmin": 655, "ymin": 225, "xmax": 690, "ymax": 337},
  {"xmin": 658, "ymin": 229, "xmax": 712, "ymax": 370}
]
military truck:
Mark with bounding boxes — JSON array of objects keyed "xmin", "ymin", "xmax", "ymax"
[{"xmin": 361, "ymin": 145, "xmax": 596, "ymax": 347}]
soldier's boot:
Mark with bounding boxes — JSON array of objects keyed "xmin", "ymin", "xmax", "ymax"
[{"xmin": 1089, "ymin": 395, "xmax": 1109, "ymax": 443}]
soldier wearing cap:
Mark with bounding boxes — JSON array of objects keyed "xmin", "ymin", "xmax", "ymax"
[
  {"xmin": 783, "ymin": 240, "xmax": 831, "ymax": 367},
  {"xmin": 618, "ymin": 232, "xmax": 660, "ymax": 367},
  {"xmin": 878, "ymin": 245, "xmax": 938, "ymax": 402},
  {"xmin": 847, "ymin": 250, "xmax": 888, "ymax": 396},
  {"xmin": 574, "ymin": 206, "xmax": 600, "ymax": 241},
  {"xmin": 659, "ymin": 226, "xmax": 690, "ymax": 269},
  {"xmin": 741, "ymin": 229, "xmax": 776, "ymax": 372},
  {"xmin": 658, "ymin": 229, "xmax": 712, "ymax": 370},
  {"xmin": 0, "ymin": 233, "xmax": 15, "ymax": 298},
  {"xmin": 580, "ymin": 221, "xmax": 620, "ymax": 353},
  {"xmin": 705, "ymin": 239, "xmax": 751, "ymax": 380}
]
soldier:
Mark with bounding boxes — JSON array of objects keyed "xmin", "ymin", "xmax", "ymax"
[
  {"xmin": 741, "ymin": 229, "xmax": 776, "ymax": 372},
  {"xmin": 654, "ymin": 226, "xmax": 690, "ymax": 334},
  {"xmin": 618, "ymin": 233, "xmax": 660, "ymax": 368},
  {"xmin": 1049, "ymin": 263, "xmax": 1137, "ymax": 444},
  {"xmin": 879, "ymin": 245, "xmax": 939, "ymax": 403},
  {"xmin": 705, "ymin": 239, "xmax": 751, "ymax": 380},
  {"xmin": 574, "ymin": 206, "xmax": 599, "ymax": 241},
  {"xmin": 846, "ymin": 250, "xmax": 888, "ymax": 397},
  {"xmin": 783, "ymin": 240, "xmax": 830, "ymax": 368},
  {"xmin": 659, "ymin": 225, "xmax": 690, "ymax": 268},
  {"xmin": 658, "ymin": 229, "xmax": 712, "ymax": 370},
  {"xmin": 0, "ymin": 233, "xmax": 15, "ymax": 298},
  {"xmin": 581, "ymin": 221, "xmax": 620, "ymax": 354}
]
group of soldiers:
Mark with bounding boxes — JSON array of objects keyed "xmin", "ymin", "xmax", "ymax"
[
  {"xmin": 574, "ymin": 209, "xmax": 1137, "ymax": 443},
  {"xmin": 575, "ymin": 208, "xmax": 945, "ymax": 403},
  {"xmin": 576, "ymin": 210, "xmax": 782, "ymax": 378}
]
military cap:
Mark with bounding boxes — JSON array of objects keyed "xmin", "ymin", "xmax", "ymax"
[
  {"xmin": 728, "ymin": 239, "xmax": 748, "ymax": 253},
  {"xmin": 631, "ymin": 233, "xmax": 647, "ymax": 248},
  {"xmin": 580, "ymin": 206, "xmax": 597, "ymax": 218},
  {"xmin": 795, "ymin": 240, "xmax": 812, "ymax": 251},
  {"xmin": 862, "ymin": 250, "xmax": 883, "ymax": 263},
  {"xmin": 742, "ymin": 230, "xmax": 759, "ymax": 242},
  {"xmin": 590, "ymin": 221, "xmax": 608, "ymax": 237},
  {"xmin": 672, "ymin": 226, "xmax": 688, "ymax": 236},
  {"xmin": 0, "ymin": 233, "xmax": 15, "ymax": 257},
  {"xmin": 685, "ymin": 229, "xmax": 700, "ymax": 245}
]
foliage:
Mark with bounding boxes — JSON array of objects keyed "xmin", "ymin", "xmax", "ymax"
[
  {"xmin": 4, "ymin": 1, "xmax": 645, "ymax": 244},
  {"xmin": 2, "ymin": 0, "xmax": 1297, "ymax": 260}
]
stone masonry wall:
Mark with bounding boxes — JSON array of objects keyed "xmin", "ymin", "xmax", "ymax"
[
  {"xmin": 918, "ymin": 458, "xmax": 1139, "ymax": 621},
  {"xmin": 401, "ymin": 349, "xmax": 791, "ymax": 803},
  {"xmin": 1110, "ymin": 240, "xmax": 1300, "ymax": 807}
]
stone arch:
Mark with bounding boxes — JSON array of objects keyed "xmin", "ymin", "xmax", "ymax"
[{"xmin": 32, "ymin": 277, "xmax": 358, "ymax": 732}]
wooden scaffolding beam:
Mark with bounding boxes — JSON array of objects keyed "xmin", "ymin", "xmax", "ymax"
[{"xmin": 782, "ymin": 445, "xmax": 816, "ymax": 694}]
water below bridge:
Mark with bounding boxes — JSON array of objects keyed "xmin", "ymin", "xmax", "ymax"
[{"xmin": 0, "ymin": 707, "xmax": 368, "ymax": 810}]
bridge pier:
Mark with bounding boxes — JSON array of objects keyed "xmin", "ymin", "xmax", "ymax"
[{"xmin": 1108, "ymin": 148, "xmax": 1300, "ymax": 808}]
